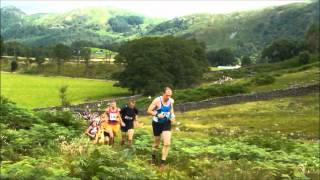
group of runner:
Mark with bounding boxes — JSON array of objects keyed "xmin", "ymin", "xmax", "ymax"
[
  {"xmin": 85, "ymin": 87, "xmax": 176, "ymax": 166},
  {"xmin": 85, "ymin": 99, "xmax": 138, "ymax": 146}
]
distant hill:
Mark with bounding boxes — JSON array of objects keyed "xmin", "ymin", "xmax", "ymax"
[
  {"xmin": 0, "ymin": 6, "xmax": 165, "ymax": 46},
  {"xmin": 147, "ymin": 1, "xmax": 319, "ymax": 55},
  {"xmin": 1, "ymin": 1, "xmax": 318, "ymax": 55}
]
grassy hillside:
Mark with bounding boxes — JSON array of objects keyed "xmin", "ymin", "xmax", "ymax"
[
  {"xmin": 0, "ymin": 6, "xmax": 164, "ymax": 46},
  {"xmin": 148, "ymin": 1, "xmax": 318, "ymax": 54},
  {"xmin": 1, "ymin": 93, "xmax": 318, "ymax": 179},
  {"xmin": 0, "ymin": 72, "xmax": 129, "ymax": 108}
]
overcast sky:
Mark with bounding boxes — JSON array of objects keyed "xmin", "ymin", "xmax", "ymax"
[{"xmin": 1, "ymin": 0, "xmax": 307, "ymax": 19}]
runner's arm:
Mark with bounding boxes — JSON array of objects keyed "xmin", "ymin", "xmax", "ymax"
[
  {"xmin": 147, "ymin": 99, "xmax": 159, "ymax": 116},
  {"xmin": 170, "ymin": 100, "xmax": 176, "ymax": 122},
  {"xmin": 118, "ymin": 111, "xmax": 125, "ymax": 126}
]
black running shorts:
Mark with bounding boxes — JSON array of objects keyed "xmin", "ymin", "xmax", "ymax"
[
  {"xmin": 152, "ymin": 120, "xmax": 171, "ymax": 136},
  {"xmin": 121, "ymin": 121, "xmax": 134, "ymax": 132}
]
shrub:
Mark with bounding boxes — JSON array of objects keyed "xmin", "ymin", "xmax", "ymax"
[
  {"xmin": 36, "ymin": 111, "xmax": 85, "ymax": 131},
  {"xmin": 252, "ymin": 74, "xmax": 275, "ymax": 85},
  {"xmin": 298, "ymin": 51, "xmax": 310, "ymax": 65},
  {"xmin": 10, "ymin": 60, "xmax": 18, "ymax": 72},
  {"xmin": 173, "ymin": 84, "xmax": 248, "ymax": 103},
  {"xmin": 59, "ymin": 85, "xmax": 70, "ymax": 106},
  {"xmin": 0, "ymin": 96, "xmax": 41, "ymax": 129}
]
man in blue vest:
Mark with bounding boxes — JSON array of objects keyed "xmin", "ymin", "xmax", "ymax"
[{"xmin": 147, "ymin": 87, "xmax": 176, "ymax": 167}]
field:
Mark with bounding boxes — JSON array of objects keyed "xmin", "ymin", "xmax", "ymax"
[
  {"xmin": 0, "ymin": 72, "xmax": 129, "ymax": 109},
  {"xmin": 0, "ymin": 57, "xmax": 124, "ymax": 79}
]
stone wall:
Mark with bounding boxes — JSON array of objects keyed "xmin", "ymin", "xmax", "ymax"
[{"xmin": 33, "ymin": 84, "xmax": 319, "ymax": 115}]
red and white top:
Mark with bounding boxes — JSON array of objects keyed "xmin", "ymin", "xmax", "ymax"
[{"xmin": 106, "ymin": 107, "xmax": 120, "ymax": 124}]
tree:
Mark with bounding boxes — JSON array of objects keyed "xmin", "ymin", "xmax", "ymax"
[
  {"xmin": 115, "ymin": 36, "xmax": 208, "ymax": 95},
  {"xmin": 59, "ymin": 85, "xmax": 70, "ymax": 106},
  {"xmin": 105, "ymin": 50, "xmax": 112, "ymax": 64},
  {"xmin": 24, "ymin": 47, "xmax": 33, "ymax": 68},
  {"xmin": 5, "ymin": 41, "xmax": 24, "ymax": 57},
  {"xmin": 261, "ymin": 38, "xmax": 306, "ymax": 63},
  {"xmin": 80, "ymin": 47, "xmax": 91, "ymax": 77},
  {"xmin": 241, "ymin": 56, "xmax": 252, "ymax": 66},
  {"xmin": 306, "ymin": 23, "xmax": 319, "ymax": 53},
  {"xmin": 11, "ymin": 59, "xmax": 18, "ymax": 72},
  {"xmin": 108, "ymin": 16, "xmax": 131, "ymax": 33},
  {"xmin": 53, "ymin": 44, "xmax": 72, "ymax": 74},
  {"xmin": 207, "ymin": 48, "xmax": 236, "ymax": 66},
  {"xmin": 35, "ymin": 55, "xmax": 45, "ymax": 68},
  {"xmin": 0, "ymin": 35, "xmax": 3, "ymax": 57},
  {"xmin": 71, "ymin": 40, "xmax": 95, "ymax": 63},
  {"xmin": 298, "ymin": 51, "xmax": 310, "ymax": 65}
]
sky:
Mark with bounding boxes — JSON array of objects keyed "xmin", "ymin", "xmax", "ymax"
[{"xmin": 1, "ymin": 0, "xmax": 306, "ymax": 19}]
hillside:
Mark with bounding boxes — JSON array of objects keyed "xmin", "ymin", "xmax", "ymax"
[
  {"xmin": 147, "ymin": 1, "xmax": 318, "ymax": 54},
  {"xmin": 1, "ymin": 91, "xmax": 319, "ymax": 179},
  {"xmin": 0, "ymin": 6, "xmax": 164, "ymax": 46},
  {"xmin": 1, "ymin": 1, "xmax": 318, "ymax": 55}
]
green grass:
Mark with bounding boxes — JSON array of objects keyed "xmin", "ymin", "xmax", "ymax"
[
  {"xmin": 1, "ymin": 72, "xmax": 129, "ymax": 109},
  {"xmin": 135, "ymin": 94, "xmax": 319, "ymax": 179},
  {"xmin": 1, "ymin": 91, "xmax": 319, "ymax": 179},
  {"xmin": 206, "ymin": 54, "xmax": 319, "ymax": 94},
  {"xmin": 209, "ymin": 67, "xmax": 222, "ymax": 71},
  {"xmin": 139, "ymin": 94, "xmax": 319, "ymax": 139},
  {"xmin": 225, "ymin": 66, "xmax": 319, "ymax": 92},
  {"xmin": 250, "ymin": 66, "xmax": 319, "ymax": 92}
]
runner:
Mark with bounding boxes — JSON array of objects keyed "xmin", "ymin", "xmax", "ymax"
[
  {"xmin": 147, "ymin": 87, "xmax": 176, "ymax": 167},
  {"xmin": 105, "ymin": 100, "xmax": 125, "ymax": 145},
  {"xmin": 120, "ymin": 99, "xmax": 139, "ymax": 146},
  {"xmin": 93, "ymin": 113, "xmax": 111, "ymax": 144},
  {"xmin": 85, "ymin": 121, "xmax": 99, "ymax": 140}
]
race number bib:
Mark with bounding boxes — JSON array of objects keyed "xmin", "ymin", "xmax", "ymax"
[{"xmin": 109, "ymin": 112, "xmax": 118, "ymax": 121}]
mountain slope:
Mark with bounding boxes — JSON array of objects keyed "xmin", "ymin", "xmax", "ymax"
[
  {"xmin": 1, "ymin": 1, "xmax": 318, "ymax": 54},
  {"xmin": 147, "ymin": 1, "xmax": 318, "ymax": 54},
  {"xmin": 0, "ymin": 6, "xmax": 164, "ymax": 46}
]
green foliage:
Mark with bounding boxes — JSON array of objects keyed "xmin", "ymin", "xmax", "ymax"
[
  {"xmin": 59, "ymin": 85, "xmax": 71, "ymax": 106},
  {"xmin": 80, "ymin": 47, "xmax": 91, "ymax": 76},
  {"xmin": 173, "ymin": 84, "xmax": 248, "ymax": 103},
  {"xmin": 0, "ymin": 96, "xmax": 41, "ymax": 129},
  {"xmin": 298, "ymin": 51, "xmax": 310, "ymax": 65},
  {"xmin": 3, "ymin": 41, "xmax": 25, "ymax": 57},
  {"xmin": 0, "ymin": 35, "xmax": 3, "ymax": 57},
  {"xmin": 306, "ymin": 23, "xmax": 319, "ymax": 53},
  {"xmin": 36, "ymin": 111, "xmax": 85, "ymax": 130},
  {"xmin": 71, "ymin": 40, "xmax": 97, "ymax": 57},
  {"xmin": 115, "ymin": 36, "xmax": 208, "ymax": 95},
  {"xmin": 1, "ymin": 94, "xmax": 319, "ymax": 179},
  {"xmin": 261, "ymin": 38, "xmax": 307, "ymax": 63},
  {"xmin": 10, "ymin": 59, "xmax": 18, "ymax": 72},
  {"xmin": 149, "ymin": 1, "xmax": 318, "ymax": 56},
  {"xmin": 207, "ymin": 48, "xmax": 236, "ymax": 66},
  {"xmin": 241, "ymin": 56, "xmax": 252, "ymax": 66},
  {"xmin": 0, "ymin": 98, "xmax": 81, "ymax": 163},
  {"xmin": 252, "ymin": 74, "xmax": 275, "ymax": 85},
  {"xmin": 108, "ymin": 16, "xmax": 132, "ymax": 33},
  {"xmin": 53, "ymin": 43, "xmax": 72, "ymax": 73},
  {"xmin": 35, "ymin": 55, "xmax": 45, "ymax": 66}
]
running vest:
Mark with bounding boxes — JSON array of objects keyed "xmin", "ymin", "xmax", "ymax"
[
  {"xmin": 107, "ymin": 107, "xmax": 120, "ymax": 124},
  {"xmin": 89, "ymin": 126, "xmax": 98, "ymax": 135},
  {"xmin": 153, "ymin": 96, "xmax": 172, "ymax": 123}
]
